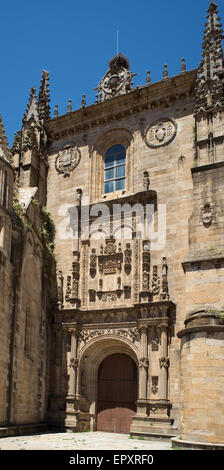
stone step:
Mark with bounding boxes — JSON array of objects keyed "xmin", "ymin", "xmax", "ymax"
[{"xmin": 130, "ymin": 430, "xmax": 179, "ymax": 442}]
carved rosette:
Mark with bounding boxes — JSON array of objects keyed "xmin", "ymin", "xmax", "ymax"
[
  {"xmin": 145, "ymin": 118, "xmax": 177, "ymax": 148},
  {"xmin": 159, "ymin": 356, "xmax": 169, "ymax": 369},
  {"xmin": 139, "ymin": 357, "xmax": 149, "ymax": 369},
  {"xmin": 55, "ymin": 146, "xmax": 81, "ymax": 177}
]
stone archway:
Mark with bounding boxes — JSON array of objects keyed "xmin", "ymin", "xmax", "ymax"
[
  {"xmin": 77, "ymin": 336, "xmax": 139, "ymax": 432},
  {"xmin": 97, "ymin": 353, "xmax": 137, "ymax": 433}
]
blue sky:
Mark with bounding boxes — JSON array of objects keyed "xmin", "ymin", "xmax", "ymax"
[{"xmin": 1, "ymin": 0, "xmax": 224, "ymax": 144}]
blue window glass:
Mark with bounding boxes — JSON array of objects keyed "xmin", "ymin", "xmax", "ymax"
[{"xmin": 104, "ymin": 145, "xmax": 126, "ymax": 194}]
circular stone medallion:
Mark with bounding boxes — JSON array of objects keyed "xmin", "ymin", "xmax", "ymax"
[
  {"xmin": 55, "ymin": 146, "xmax": 81, "ymax": 177},
  {"xmin": 145, "ymin": 118, "xmax": 177, "ymax": 148}
]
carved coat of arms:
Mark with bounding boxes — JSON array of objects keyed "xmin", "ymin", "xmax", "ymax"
[
  {"xmin": 144, "ymin": 118, "xmax": 177, "ymax": 148},
  {"xmin": 55, "ymin": 146, "xmax": 81, "ymax": 177}
]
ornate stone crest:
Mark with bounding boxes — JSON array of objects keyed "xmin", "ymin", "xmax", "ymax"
[
  {"xmin": 145, "ymin": 118, "xmax": 177, "ymax": 148},
  {"xmin": 55, "ymin": 146, "xmax": 81, "ymax": 177},
  {"xmin": 97, "ymin": 54, "xmax": 135, "ymax": 102},
  {"xmin": 200, "ymin": 203, "xmax": 215, "ymax": 226}
]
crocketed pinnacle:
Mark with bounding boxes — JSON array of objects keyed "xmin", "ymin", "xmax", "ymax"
[
  {"xmin": 23, "ymin": 87, "xmax": 39, "ymax": 123},
  {"xmin": 195, "ymin": 1, "xmax": 224, "ymax": 112},
  {"xmin": 37, "ymin": 70, "xmax": 50, "ymax": 121},
  {"xmin": 0, "ymin": 114, "xmax": 12, "ymax": 164}
]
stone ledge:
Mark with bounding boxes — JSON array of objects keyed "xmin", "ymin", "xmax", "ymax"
[
  {"xmin": 182, "ymin": 255, "xmax": 224, "ymax": 271},
  {"xmin": 171, "ymin": 437, "xmax": 224, "ymax": 450},
  {"xmin": 130, "ymin": 431, "xmax": 178, "ymax": 442},
  {"xmin": 191, "ymin": 160, "xmax": 224, "ymax": 174},
  {"xmin": 177, "ymin": 324, "xmax": 224, "ymax": 339},
  {"xmin": 0, "ymin": 423, "xmax": 50, "ymax": 438}
]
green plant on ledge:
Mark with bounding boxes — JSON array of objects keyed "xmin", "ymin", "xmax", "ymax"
[
  {"xmin": 41, "ymin": 207, "xmax": 55, "ymax": 254},
  {"xmin": 178, "ymin": 154, "xmax": 185, "ymax": 163}
]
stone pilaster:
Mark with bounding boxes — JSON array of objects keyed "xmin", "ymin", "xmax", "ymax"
[
  {"xmin": 159, "ymin": 326, "xmax": 169, "ymax": 401},
  {"xmin": 136, "ymin": 326, "xmax": 149, "ymax": 416},
  {"xmin": 63, "ymin": 322, "xmax": 80, "ymax": 431}
]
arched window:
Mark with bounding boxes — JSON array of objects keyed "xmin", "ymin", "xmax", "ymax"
[{"xmin": 104, "ymin": 144, "xmax": 126, "ymax": 194}]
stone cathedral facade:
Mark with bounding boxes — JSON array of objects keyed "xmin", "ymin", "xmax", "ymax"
[{"xmin": 1, "ymin": 1, "xmax": 224, "ymax": 449}]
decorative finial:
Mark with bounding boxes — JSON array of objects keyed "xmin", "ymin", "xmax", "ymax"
[
  {"xmin": 81, "ymin": 94, "xmax": 86, "ymax": 108},
  {"xmin": 67, "ymin": 99, "xmax": 72, "ymax": 113},
  {"xmin": 23, "ymin": 87, "xmax": 39, "ymax": 123},
  {"xmin": 146, "ymin": 70, "xmax": 151, "ymax": 84},
  {"xmin": 54, "ymin": 104, "xmax": 59, "ymax": 117},
  {"xmin": 163, "ymin": 64, "xmax": 168, "ymax": 79},
  {"xmin": 181, "ymin": 58, "xmax": 186, "ymax": 74},
  {"xmin": 38, "ymin": 70, "xmax": 50, "ymax": 121}
]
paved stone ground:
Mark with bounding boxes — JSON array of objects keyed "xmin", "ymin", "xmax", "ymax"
[{"xmin": 0, "ymin": 431, "xmax": 172, "ymax": 450}]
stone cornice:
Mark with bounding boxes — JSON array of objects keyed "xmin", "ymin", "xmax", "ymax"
[
  {"xmin": 44, "ymin": 70, "xmax": 197, "ymax": 141},
  {"xmin": 191, "ymin": 160, "xmax": 224, "ymax": 174},
  {"xmin": 182, "ymin": 255, "xmax": 224, "ymax": 271},
  {"xmin": 177, "ymin": 325, "xmax": 224, "ymax": 339}
]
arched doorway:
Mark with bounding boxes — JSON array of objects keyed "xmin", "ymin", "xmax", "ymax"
[{"xmin": 97, "ymin": 353, "xmax": 137, "ymax": 433}]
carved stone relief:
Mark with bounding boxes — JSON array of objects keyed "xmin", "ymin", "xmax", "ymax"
[
  {"xmin": 78, "ymin": 327, "xmax": 141, "ymax": 345},
  {"xmin": 200, "ymin": 203, "xmax": 215, "ymax": 226},
  {"xmin": 145, "ymin": 118, "xmax": 177, "ymax": 148},
  {"xmin": 55, "ymin": 146, "xmax": 81, "ymax": 177},
  {"xmin": 151, "ymin": 376, "xmax": 159, "ymax": 396}
]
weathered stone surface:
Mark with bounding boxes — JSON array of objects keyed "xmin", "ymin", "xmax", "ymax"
[{"xmin": 0, "ymin": 1, "xmax": 224, "ymax": 446}]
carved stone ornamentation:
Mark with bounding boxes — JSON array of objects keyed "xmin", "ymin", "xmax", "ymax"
[
  {"xmin": 151, "ymin": 376, "xmax": 159, "ymax": 395},
  {"xmin": 124, "ymin": 243, "xmax": 132, "ymax": 274},
  {"xmin": 90, "ymin": 248, "xmax": 97, "ymax": 277},
  {"xmin": 145, "ymin": 118, "xmax": 177, "ymax": 148},
  {"xmin": 159, "ymin": 356, "xmax": 170, "ymax": 369},
  {"xmin": 150, "ymin": 328, "xmax": 160, "ymax": 351},
  {"xmin": 98, "ymin": 240, "xmax": 123, "ymax": 275},
  {"xmin": 79, "ymin": 327, "xmax": 141, "ymax": 345},
  {"xmin": 55, "ymin": 146, "xmax": 81, "ymax": 177},
  {"xmin": 139, "ymin": 357, "xmax": 149, "ymax": 369},
  {"xmin": 160, "ymin": 257, "xmax": 170, "ymax": 301},
  {"xmin": 65, "ymin": 276, "xmax": 72, "ymax": 302},
  {"xmin": 57, "ymin": 270, "xmax": 64, "ymax": 309},
  {"xmin": 200, "ymin": 203, "xmax": 215, "ymax": 227},
  {"xmin": 97, "ymin": 54, "xmax": 135, "ymax": 102},
  {"xmin": 152, "ymin": 266, "xmax": 160, "ymax": 296},
  {"xmin": 70, "ymin": 358, "xmax": 78, "ymax": 369}
]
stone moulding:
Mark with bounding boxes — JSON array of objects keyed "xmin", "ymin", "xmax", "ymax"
[{"xmin": 182, "ymin": 255, "xmax": 224, "ymax": 272}]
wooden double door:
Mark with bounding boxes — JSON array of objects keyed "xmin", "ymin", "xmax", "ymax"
[{"xmin": 97, "ymin": 354, "xmax": 137, "ymax": 434}]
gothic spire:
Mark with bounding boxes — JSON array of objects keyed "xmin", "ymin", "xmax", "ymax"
[
  {"xmin": 0, "ymin": 114, "xmax": 12, "ymax": 163},
  {"xmin": 23, "ymin": 87, "xmax": 39, "ymax": 124},
  {"xmin": 37, "ymin": 70, "xmax": 50, "ymax": 121},
  {"xmin": 195, "ymin": 1, "xmax": 224, "ymax": 112}
]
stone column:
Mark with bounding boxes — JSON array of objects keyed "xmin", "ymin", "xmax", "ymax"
[
  {"xmin": 67, "ymin": 331, "xmax": 78, "ymax": 398},
  {"xmin": 159, "ymin": 325, "xmax": 169, "ymax": 401},
  {"xmin": 137, "ymin": 326, "xmax": 149, "ymax": 416},
  {"xmin": 64, "ymin": 323, "xmax": 80, "ymax": 431}
]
